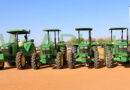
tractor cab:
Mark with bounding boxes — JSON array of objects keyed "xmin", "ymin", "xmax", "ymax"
[
  {"xmin": 108, "ymin": 27, "xmax": 129, "ymax": 53},
  {"xmin": 1, "ymin": 29, "xmax": 31, "ymax": 56},
  {"xmin": 42, "ymin": 29, "xmax": 61, "ymax": 55},
  {"xmin": 7, "ymin": 29, "xmax": 32, "ymax": 45}
]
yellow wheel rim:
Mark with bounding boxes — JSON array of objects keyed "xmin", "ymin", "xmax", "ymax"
[
  {"xmin": 36, "ymin": 55, "xmax": 40, "ymax": 67},
  {"xmin": 61, "ymin": 56, "xmax": 64, "ymax": 66},
  {"xmin": 21, "ymin": 55, "xmax": 26, "ymax": 66},
  {"xmin": 37, "ymin": 62, "xmax": 41, "ymax": 67}
]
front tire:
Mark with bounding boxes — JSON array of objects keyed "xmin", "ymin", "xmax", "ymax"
[
  {"xmin": 31, "ymin": 53, "xmax": 41, "ymax": 70},
  {"xmin": 63, "ymin": 47, "xmax": 67, "ymax": 64},
  {"xmin": 104, "ymin": 45, "xmax": 107, "ymax": 64},
  {"xmin": 93, "ymin": 47, "xmax": 100, "ymax": 69},
  {"xmin": 16, "ymin": 52, "xmax": 26, "ymax": 70},
  {"xmin": 72, "ymin": 46, "xmax": 77, "ymax": 55},
  {"xmin": 106, "ymin": 49, "xmax": 113, "ymax": 68},
  {"xmin": 68, "ymin": 52, "xmax": 75, "ymax": 69},
  {"xmin": 56, "ymin": 52, "xmax": 63, "ymax": 69}
]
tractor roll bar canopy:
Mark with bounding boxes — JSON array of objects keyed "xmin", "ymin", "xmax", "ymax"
[
  {"xmin": 43, "ymin": 29, "xmax": 61, "ymax": 48},
  {"xmin": 7, "ymin": 29, "xmax": 30, "ymax": 34},
  {"xmin": 44, "ymin": 29, "xmax": 61, "ymax": 32},
  {"xmin": 109, "ymin": 27, "xmax": 128, "ymax": 30},
  {"xmin": 109, "ymin": 27, "xmax": 128, "ymax": 42},
  {"xmin": 75, "ymin": 28, "xmax": 92, "ymax": 31},
  {"xmin": 75, "ymin": 28, "xmax": 93, "ymax": 44}
]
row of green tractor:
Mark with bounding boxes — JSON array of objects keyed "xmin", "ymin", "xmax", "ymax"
[{"xmin": 0, "ymin": 27, "xmax": 129, "ymax": 70}]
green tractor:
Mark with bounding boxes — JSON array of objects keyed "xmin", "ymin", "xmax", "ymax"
[
  {"xmin": 104, "ymin": 27, "xmax": 130, "ymax": 68},
  {"xmin": 68, "ymin": 28, "xmax": 100, "ymax": 69},
  {"xmin": 0, "ymin": 29, "xmax": 36, "ymax": 70},
  {"xmin": 31, "ymin": 29, "xmax": 67, "ymax": 69}
]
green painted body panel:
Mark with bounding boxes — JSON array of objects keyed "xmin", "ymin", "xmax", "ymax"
[
  {"xmin": 75, "ymin": 58, "xmax": 95, "ymax": 63},
  {"xmin": 72, "ymin": 43, "xmax": 79, "ymax": 46},
  {"xmin": 40, "ymin": 59, "xmax": 56, "ymax": 64},
  {"xmin": 79, "ymin": 43, "xmax": 89, "ymax": 46},
  {"xmin": 24, "ymin": 42, "xmax": 32, "ymax": 52},
  {"xmin": 76, "ymin": 59, "xmax": 86, "ymax": 63},
  {"xmin": 0, "ymin": 54, "xmax": 4, "ymax": 60},
  {"xmin": 57, "ymin": 41, "xmax": 66, "ymax": 46},
  {"xmin": 0, "ymin": 40, "xmax": 36, "ymax": 62},
  {"xmin": 113, "ymin": 57, "xmax": 128, "ymax": 62},
  {"xmin": 73, "ymin": 42, "xmax": 97, "ymax": 63},
  {"xmin": 39, "ymin": 40, "xmax": 66, "ymax": 64},
  {"xmin": 40, "ymin": 43, "xmax": 57, "ymax": 64}
]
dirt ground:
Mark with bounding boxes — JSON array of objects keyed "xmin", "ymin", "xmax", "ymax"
[{"xmin": 0, "ymin": 48, "xmax": 130, "ymax": 90}]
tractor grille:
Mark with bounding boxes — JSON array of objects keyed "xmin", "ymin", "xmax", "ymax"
[
  {"xmin": 43, "ymin": 50, "xmax": 50, "ymax": 54},
  {"xmin": 118, "ymin": 46, "xmax": 127, "ymax": 52},
  {"xmin": 80, "ymin": 49, "xmax": 88, "ymax": 53}
]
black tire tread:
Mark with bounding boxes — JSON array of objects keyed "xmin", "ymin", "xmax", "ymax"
[
  {"xmin": 68, "ymin": 52, "xmax": 74, "ymax": 69},
  {"xmin": 16, "ymin": 52, "xmax": 26, "ymax": 70},
  {"xmin": 56, "ymin": 52, "xmax": 63, "ymax": 69},
  {"xmin": 31, "ymin": 53, "xmax": 40, "ymax": 70},
  {"xmin": 93, "ymin": 47, "xmax": 100, "ymax": 69}
]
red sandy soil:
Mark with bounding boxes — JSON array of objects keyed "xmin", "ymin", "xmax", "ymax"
[{"xmin": 0, "ymin": 48, "xmax": 130, "ymax": 90}]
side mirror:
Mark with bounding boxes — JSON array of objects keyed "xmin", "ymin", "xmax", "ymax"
[
  {"xmin": 28, "ymin": 29, "xmax": 31, "ymax": 34},
  {"xmin": 30, "ymin": 39, "xmax": 34, "ymax": 42}
]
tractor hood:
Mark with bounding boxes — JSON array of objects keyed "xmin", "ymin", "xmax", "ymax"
[
  {"xmin": 73, "ymin": 42, "xmax": 98, "ymax": 46},
  {"xmin": 57, "ymin": 41, "xmax": 66, "ymax": 46},
  {"xmin": 41, "ymin": 44, "xmax": 52, "ymax": 48},
  {"xmin": 106, "ymin": 42, "xmax": 128, "ymax": 46},
  {"xmin": 79, "ymin": 43, "xmax": 89, "ymax": 46}
]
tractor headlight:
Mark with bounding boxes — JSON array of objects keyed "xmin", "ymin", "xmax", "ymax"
[
  {"xmin": 123, "ymin": 46, "xmax": 127, "ymax": 48},
  {"xmin": 119, "ymin": 46, "xmax": 127, "ymax": 48},
  {"xmin": 80, "ymin": 47, "xmax": 88, "ymax": 49},
  {"xmin": 84, "ymin": 47, "xmax": 88, "ymax": 49},
  {"xmin": 5, "ymin": 47, "xmax": 8, "ymax": 49}
]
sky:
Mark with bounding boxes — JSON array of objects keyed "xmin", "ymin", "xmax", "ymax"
[{"xmin": 0, "ymin": 0, "xmax": 130, "ymax": 46}]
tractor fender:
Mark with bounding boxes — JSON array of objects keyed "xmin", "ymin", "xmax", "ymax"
[{"xmin": 0, "ymin": 54, "xmax": 4, "ymax": 60}]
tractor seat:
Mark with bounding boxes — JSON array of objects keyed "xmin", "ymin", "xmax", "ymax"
[{"xmin": 18, "ymin": 41, "xmax": 24, "ymax": 47}]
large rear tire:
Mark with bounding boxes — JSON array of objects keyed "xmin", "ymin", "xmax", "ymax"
[
  {"xmin": 31, "ymin": 53, "xmax": 41, "ymax": 70},
  {"xmin": 16, "ymin": 52, "xmax": 26, "ymax": 70},
  {"xmin": 104, "ymin": 45, "xmax": 107, "ymax": 64},
  {"xmin": 56, "ymin": 52, "xmax": 63, "ymax": 69},
  {"xmin": 63, "ymin": 47, "xmax": 67, "ymax": 64},
  {"xmin": 72, "ymin": 46, "xmax": 77, "ymax": 55},
  {"xmin": 0, "ymin": 61, "xmax": 4, "ymax": 70},
  {"xmin": 68, "ymin": 52, "xmax": 75, "ymax": 69},
  {"xmin": 93, "ymin": 47, "xmax": 100, "ymax": 69},
  {"xmin": 106, "ymin": 49, "xmax": 113, "ymax": 68}
]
